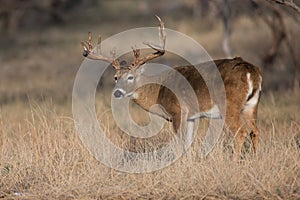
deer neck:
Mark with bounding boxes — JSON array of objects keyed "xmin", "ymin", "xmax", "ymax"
[{"xmin": 132, "ymin": 83, "xmax": 161, "ymax": 112}]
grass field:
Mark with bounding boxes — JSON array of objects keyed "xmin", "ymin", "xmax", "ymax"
[
  {"xmin": 0, "ymin": 92, "xmax": 299, "ymax": 199},
  {"xmin": 0, "ymin": 1, "xmax": 300, "ymax": 199}
]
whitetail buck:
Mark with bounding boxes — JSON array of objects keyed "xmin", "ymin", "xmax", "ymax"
[{"xmin": 81, "ymin": 16, "xmax": 262, "ymax": 158}]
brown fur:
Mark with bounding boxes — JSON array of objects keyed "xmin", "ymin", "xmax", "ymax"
[{"xmin": 125, "ymin": 57, "xmax": 262, "ymax": 157}]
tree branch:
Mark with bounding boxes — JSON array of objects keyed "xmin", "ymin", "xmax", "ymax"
[{"xmin": 269, "ymin": 0, "xmax": 300, "ymax": 13}]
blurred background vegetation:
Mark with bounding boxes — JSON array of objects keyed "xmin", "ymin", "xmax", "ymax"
[{"xmin": 0, "ymin": 0, "xmax": 299, "ymax": 106}]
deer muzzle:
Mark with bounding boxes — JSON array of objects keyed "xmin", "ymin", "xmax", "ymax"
[{"xmin": 113, "ymin": 89, "xmax": 125, "ymax": 99}]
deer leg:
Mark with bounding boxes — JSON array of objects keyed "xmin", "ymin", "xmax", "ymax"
[
  {"xmin": 171, "ymin": 114, "xmax": 184, "ymax": 152},
  {"xmin": 186, "ymin": 119, "xmax": 195, "ymax": 147},
  {"xmin": 242, "ymin": 104, "xmax": 259, "ymax": 154},
  {"xmin": 172, "ymin": 114, "xmax": 181, "ymax": 136},
  {"xmin": 250, "ymin": 126, "xmax": 259, "ymax": 154},
  {"xmin": 226, "ymin": 118, "xmax": 248, "ymax": 160},
  {"xmin": 172, "ymin": 113, "xmax": 194, "ymax": 152},
  {"xmin": 225, "ymin": 107, "xmax": 248, "ymax": 159},
  {"xmin": 235, "ymin": 129, "xmax": 248, "ymax": 160},
  {"xmin": 180, "ymin": 110, "xmax": 193, "ymax": 148}
]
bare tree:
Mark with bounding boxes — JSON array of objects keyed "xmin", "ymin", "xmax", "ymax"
[
  {"xmin": 192, "ymin": 0, "xmax": 298, "ymax": 90},
  {"xmin": 253, "ymin": 3, "xmax": 298, "ymax": 63},
  {"xmin": 251, "ymin": 0, "xmax": 299, "ymax": 91},
  {"xmin": 220, "ymin": 0, "xmax": 233, "ymax": 58}
]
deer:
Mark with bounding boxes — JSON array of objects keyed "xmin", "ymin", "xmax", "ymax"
[{"xmin": 80, "ymin": 16, "xmax": 262, "ymax": 159}]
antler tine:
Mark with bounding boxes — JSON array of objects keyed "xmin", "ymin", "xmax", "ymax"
[
  {"xmin": 132, "ymin": 46, "xmax": 141, "ymax": 59},
  {"xmin": 110, "ymin": 47, "xmax": 117, "ymax": 58},
  {"xmin": 97, "ymin": 35, "xmax": 101, "ymax": 53},
  {"xmin": 81, "ymin": 32, "xmax": 120, "ymax": 70},
  {"xmin": 131, "ymin": 16, "xmax": 166, "ymax": 68},
  {"xmin": 110, "ymin": 47, "xmax": 121, "ymax": 70},
  {"xmin": 129, "ymin": 46, "xmax": 141, "ymax": 69},
  {"xmin": 155, "ymin": 15, "xmax": 166, "ymax": 49},
  {"xmin": 88, "ymin": 32, "xmax": 93, "ymax": 50},
  {"xmin": 143, "ymin": 15, "xmax": 166, "ymax": 51}
]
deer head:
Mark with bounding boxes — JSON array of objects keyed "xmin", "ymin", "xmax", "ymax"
[{"xmin": 81, "ymin": 16, "xmax": 166, "ymax": 99}]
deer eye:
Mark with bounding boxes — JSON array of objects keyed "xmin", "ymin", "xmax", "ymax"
[
  {"xmin": 114, "ymin": 75, "xmax": 118, "ymax": 81},
  {"xmin": 127, "ymin": 75, "xmax": 134, "ymax": 81}
]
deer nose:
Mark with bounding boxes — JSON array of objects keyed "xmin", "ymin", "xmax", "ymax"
[{"xmin": 113, "ymin": 89, "xmax": 124, "ymax": 98}]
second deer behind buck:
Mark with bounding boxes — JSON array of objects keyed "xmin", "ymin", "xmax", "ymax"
[{"xmin": 81, "ymin": 16, "xmax": 262, "ymax": 158}]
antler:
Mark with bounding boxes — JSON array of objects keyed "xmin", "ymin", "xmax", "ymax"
[
  {"xmin": 130, "ymin": 15, "xmax": 166, "ymax": 69},
  {"xmin": 81, "ymin": 32, "xmax": 121, "ymax": 70},
  {"xmin": 80, "ymin": 16, "xmax": 165, "ymax": 70}
]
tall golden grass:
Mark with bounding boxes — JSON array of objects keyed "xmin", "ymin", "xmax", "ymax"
[
  {"xmin": 0, "ymin": 7, "xmax": 299, "ymax": 199},
  {"xmin": 0, "ymin": 92, "xmax": 299, "ymax": 199}
]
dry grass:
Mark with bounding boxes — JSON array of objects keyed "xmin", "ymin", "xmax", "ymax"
[
  {"xmin": 0, "ymin": 3, "xmax": 299, "ymax": 198},
  {"xmin": 0, "ymin": 92, "xmax": 299, "ymax": 199}
]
